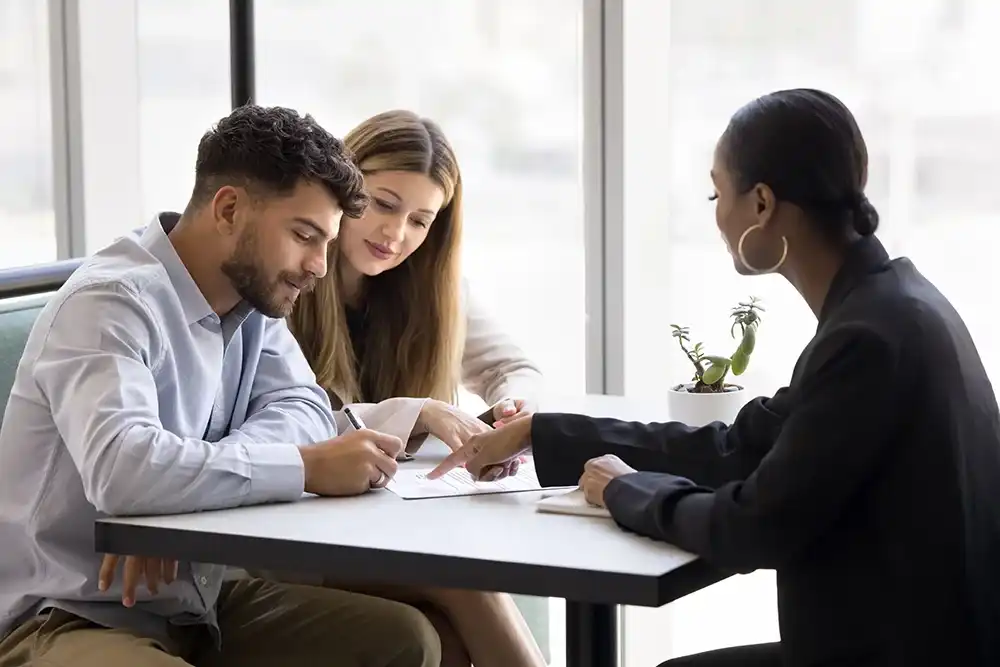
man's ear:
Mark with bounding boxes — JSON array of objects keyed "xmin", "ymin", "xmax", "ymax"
[{"xmin": 211, "ymin": 186, "xmax": 241, "ymax": 236}]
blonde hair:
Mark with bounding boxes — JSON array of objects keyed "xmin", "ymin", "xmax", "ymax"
[{"xmin": 289, "ymin": 110, "xmax": 464, "ymax": 405}]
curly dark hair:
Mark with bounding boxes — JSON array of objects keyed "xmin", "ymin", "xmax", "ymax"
[{"xmin": 188, "ymin": 104, "xmax": 368, "ymax": 218}]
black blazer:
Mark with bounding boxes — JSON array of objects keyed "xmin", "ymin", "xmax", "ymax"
[{"xmin": 531, "ymin": 237, "xmax": 1000, "ymax": 667}]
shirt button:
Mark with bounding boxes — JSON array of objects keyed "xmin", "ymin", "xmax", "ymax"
[{"xmin": 200, "ymin": 576, "xmax": 208, "ymax": 585}]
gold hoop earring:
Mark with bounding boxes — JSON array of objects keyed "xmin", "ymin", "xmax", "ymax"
[{"xmin": 737, "ymin": 224, "xmax": 788, "ymax": 274}]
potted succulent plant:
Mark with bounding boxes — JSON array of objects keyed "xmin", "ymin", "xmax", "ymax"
[{"xmin": 667, "ymin": 297, "xmax": 763, "ymax": 426}]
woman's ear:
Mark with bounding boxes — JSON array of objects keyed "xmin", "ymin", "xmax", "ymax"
[{"xmin": 753, "ymin": 183, "xmax": 777, "ymax": 227}]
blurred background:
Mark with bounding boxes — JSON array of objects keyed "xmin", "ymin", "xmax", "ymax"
[{"xmin": 3, "ymin": 0, "xmax": 999, "ymax": 663}]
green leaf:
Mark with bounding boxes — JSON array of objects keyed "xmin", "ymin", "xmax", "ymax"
[
  {"xmin": 704, "ymin": 355, "xmax": 730, "ymax": 366},
  {"xmin": 702, "ymin": 361, "xmax": 728, "ymax": 385},
  {"xmin": 730, "ymin": 349, "xmax": 749, "ymax": 375},
  {"xmin": 739, "ymin": 325, "xmax": 756, "ymax": 355}
]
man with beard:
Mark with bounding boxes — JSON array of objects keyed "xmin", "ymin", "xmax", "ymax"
[{"xmin": 0, "ymin": 105, "xmax": 441, "ymax": 667}]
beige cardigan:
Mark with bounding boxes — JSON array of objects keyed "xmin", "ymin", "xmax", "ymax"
[{"xmin": 328, "ymin": 281, "xmax": 544, "ymax": 444}]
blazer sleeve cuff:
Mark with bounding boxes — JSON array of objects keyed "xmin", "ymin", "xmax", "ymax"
[
  {"xmin": 529, "ymin": 413, "xmax": 586, "ymax": 487},
  {"xmin": 604, "ymin": 471, "xmax": 709, "ymax": 548}
]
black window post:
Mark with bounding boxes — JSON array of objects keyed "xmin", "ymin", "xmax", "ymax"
[{"xmin": 229, "ymin": 0, "xmax": 255, "ymax": 108}]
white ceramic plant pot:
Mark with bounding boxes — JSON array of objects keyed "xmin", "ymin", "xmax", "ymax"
[{"xmin": 667, "ymin": 383, "xmax": 749, "ymax": 427}]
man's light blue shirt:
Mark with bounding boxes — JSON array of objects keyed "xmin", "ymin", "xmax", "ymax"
[{"xmin": 0, "ymin": 212, "xmax": 337, "ymax": 642}]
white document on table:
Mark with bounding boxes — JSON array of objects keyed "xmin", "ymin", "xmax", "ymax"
[
  {"xmin": 386, "ymin": 458, "xmax": 550, "ymax": 499},
  {"xmin": 535, "ymin": 487, "xmax": 612, "ymax": 518}
]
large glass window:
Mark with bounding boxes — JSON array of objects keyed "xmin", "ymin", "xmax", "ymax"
[
  {"xmin": 255, "ymin": 0, "xmax": 586, "ymax": 399},
  {"xmin": 0, "ymin": 0, "xmax": 55, "ymax": 268},
  {"xmin": 136, "ymin": 0, "xmax": 231, "ymax": 218}
]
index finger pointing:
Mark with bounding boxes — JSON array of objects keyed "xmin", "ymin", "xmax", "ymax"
[{"xmin": 427, "ymin": 444, "xmax": 474, "ymax": 479}]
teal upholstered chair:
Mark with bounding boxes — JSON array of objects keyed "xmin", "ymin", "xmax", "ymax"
[
  {"xmin": 0, "ymin": 295, "xmax": 47, "ymax": 430},
  {"xmin": 0, "ymin": 260, "xmax": 77, "ymax": 425}
]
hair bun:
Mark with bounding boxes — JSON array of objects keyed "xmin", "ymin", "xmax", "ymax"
[{"xmin": 851, "ymin": 193, "xmax": 879, "ymax": 236}]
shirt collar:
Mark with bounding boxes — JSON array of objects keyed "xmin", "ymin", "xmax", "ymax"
[
  {"xmin": 818, "ymin": 235, "xmax": 892, "ymax": 325},
  {"xmin": 141, "ymin": 212, "xmax": 217, "ymax": 326}
]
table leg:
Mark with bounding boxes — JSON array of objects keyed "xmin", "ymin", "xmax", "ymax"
[{"xmin": 565, "ymin": 600, "xmax": 618, "ymax": 667}]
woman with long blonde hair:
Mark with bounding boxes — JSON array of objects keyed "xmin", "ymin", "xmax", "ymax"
[
  {"xmin": 290, "ymin": 109, "xmax": 542, "ymax": 454},
  {"xmin": 287, "ymin": 110, "xmax": 545, "ymax": 667}
]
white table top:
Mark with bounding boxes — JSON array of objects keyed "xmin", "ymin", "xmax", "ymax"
[{"xmin": 96, "ymin": 393, "xmax": 721, "ymax": 606}]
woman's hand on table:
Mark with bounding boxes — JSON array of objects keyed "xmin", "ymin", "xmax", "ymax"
[
  {"xmin": 579, "ymin": 455, "xmax": 637, "ymax": 508},
  {"xmin": 427, "ymin": 413, "xmax": 533, "ymax": 481},
  {"xmin": 416, "ymin": 399, "xmax": 491, "ymax": 453}
]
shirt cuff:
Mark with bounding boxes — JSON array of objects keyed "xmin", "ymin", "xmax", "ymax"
[{"xmin": 245, "ymin": 443, "xmax": 306, "ymax": 503}]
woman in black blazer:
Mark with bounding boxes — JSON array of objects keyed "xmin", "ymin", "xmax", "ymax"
[{"xmin": 430, "ymin": 89, "xmax": 1000, "ymax": 666}]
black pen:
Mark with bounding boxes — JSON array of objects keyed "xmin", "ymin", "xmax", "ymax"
[
  {"xmin": 343, "ymin": 406, "xmax": 413, "ymax": 461},
  {"xmin": 343, "ymin": 406, "xmax": 366, "ymax": 431}
]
